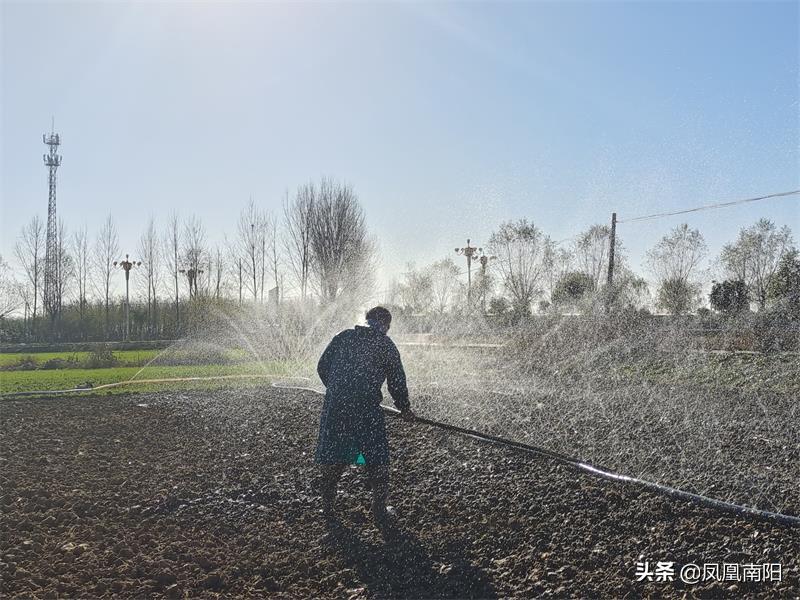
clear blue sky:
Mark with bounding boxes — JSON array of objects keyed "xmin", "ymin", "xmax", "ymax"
[{"xmin": 2, "ymin": 1, "xmax": 798, "ymax": 297}]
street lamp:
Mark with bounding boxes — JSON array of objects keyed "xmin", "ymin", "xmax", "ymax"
[
  {"xmin": 179, "ymin": 267, "xmax": 204, "ymax": 298},
  {"xmin": 477, "ymin": 251, "xmax": 497, "ymax": 314},
  {"xmin": 455, "ymin": 239, "xmax": 481, "ymax": 307},
  {"xmin": 113, "ymin": 254, "xmax": 141, "ymax": 341}
]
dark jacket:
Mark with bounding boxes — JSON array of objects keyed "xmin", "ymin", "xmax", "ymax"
[{"xmin": 314, "ymin": 325, "xmax": 409, "ymax": 465}]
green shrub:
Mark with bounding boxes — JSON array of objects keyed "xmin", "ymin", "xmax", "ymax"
[
  {"xmin": 14, "ymin": 355, "xmax": 38, "ymax": 371},
  {"xmin": 657, "ymin": 278, "xmax": 699, "ymax": 315},
  {"xmin": 710, "ymin": 279, "xmax": 749, "ymax": 314},
  {"xmin": 154, "ymin": 346, "xmax": 231, "ymax": 366},
  {"xmin": 506, "ymin": 311, "xmax": 677, "ymax": 378},
  {"xmin": 551, "ymin": 271, "xmax": 596, "ymax": 307},
  {"xmin": 41, "ymin": 358, "xmax": 69, "ymax": 370},
  {"xmin": 767, "ymin": 249, "xmax": 800, "ymax": 314},
  {"xmin": 84, "ymin": 346, "xmax": 117, "ymax": 368},
  {"xmin": 752, "ymin": 308, "xmax": 799, "ymax": 353}
]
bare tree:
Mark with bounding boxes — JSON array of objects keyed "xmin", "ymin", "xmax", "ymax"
[
  {"xmin": 428, "ymin": 258, "xmax": 461, "ymax": 314},
  {"xmin": 260, "ymin": 214, "xmax": 267, "ymax": 303},
  {"xmin": 15, "ymin": 281, "xmax": 34, "ymax": 328},
  {"xmin": 308, "ymin": 178, "xmax": 374, "ymax": 303},
  {"xmin": 223, "ymin": 235, "xmax": 243, "ymax": 305},
  {"xmin": 574, "ymin": 224, "xmax": 624, "ymax": 287},
  {"xmin": 647, "ymin": 223, "xmax": 707, "ymax": 284},
  {"xmin": 182, "ymin": 214, "xmax": 206, "ymax": 298},
  {"xmin": 212, "ymin": 247, "xmax": 225, "ymax": 300},
  {"xmin": 53, "ymin": 218, "xmax": 73, "ymax": 321},
  {"xmin": 384, "ymin": 277, "xmax": 401, "ymax": 307},
  {"xmin": 138, "ymin": 217, "xmax": 161, "ymax": 337},
  {"xmin": 200, "ymin": 244, "xmax": 225, "ymax": 301},
  {"xmin": 72, "ymin": 225, "xmax": 90, "ymax": 331},
  {"xmin": 721, "ymin": 219, "xmax": 794, "ymax": 309},
  {"xmin": 646, "ymin": 224, "xmax": 707, "ymax": 315},
  {"xmin": 719, "ymin": 243, "xmax": 748, "ymax": 283},
  {"xmin": 284, "ymin": 184, "xmax": 315, "ymax": 300},
  {"xmin": 542, "ymin": 240, "xmax": 573, "ymax": 299},
  {"xmin": 13, "ymin": 215, "xmax": 44, "ymax": 333},
  {"xmin": 93, "ymin": 213, "xmax": 119, "ymax": 337},
  {"xmin": 163, "ymin": 212, "xmax": 181, "ymax": 332},
  {"xmin": 236, "ymin": 199, "xmax": 266, "ymax": 302},
  {"xmin": 0, "ymin": 255, "xmax": 19, "ymax": 320},
  {"xmin": 268, "ymin": 213, "xmax": 281, "ymax": 305},
  {"xmin": 487, "ymin": 219, "xmax": 549, "ymax": 315},
  {"xmin": 256, "ymin": 209, "xmax": 277, "ymax": 304},
  {"xmin": 398, "ymin": 263, "xmax": 434, "ymax": 314}
]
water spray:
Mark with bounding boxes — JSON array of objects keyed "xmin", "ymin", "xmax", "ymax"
[{"xmin": 5, "ymin": 375, "xmax": 798, "ymax": 528}]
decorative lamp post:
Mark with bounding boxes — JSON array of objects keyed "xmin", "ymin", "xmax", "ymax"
[
  {"xmin": 455, "ymin": 239, "xmax": 481, "ymax": 307},
  {"xmin": 113, "ymin": 254, "xmax": 141, "ymax": 341},
  {"xmin": 477, "ymin": 252, "xmax": 497, "ymax": 314},
  {"xmin": 179, "ymin": 267, "xmax": 204, "ymax": 298}
]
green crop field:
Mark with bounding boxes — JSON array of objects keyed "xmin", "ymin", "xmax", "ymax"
[
  {"xmin": 0, "ymin": 348, "xmax": 260, "ymax": 368},
  {"xmin": 605, "ymin": 351, "xmax": 800, "ymax": 395},
  {"xmin": 0, "ymin": 360, "xmax": 302, "ymax": 395},
  {"xmin": 0, "ymin": 350, "xmax": 162, "ymax": 368}
]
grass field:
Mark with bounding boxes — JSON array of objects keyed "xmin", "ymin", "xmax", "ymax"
[
  {"xmin": 0, "ymin": 347, "xmax": 288, "ymax": 397},
  {"xmin": 3, "ymin": 345, "xmax": 798, "ymax": 396},
  {"xmin": 0, "ymin": 350, "xmax": 162, "ymax": 368},
  {"xmin": 0, "ymin": 348, "xmax": 261, "ymax": 368},
  {"xmin": 0, "ymin": 359, "xmax": 302, "ymax": 395},
  {"xmin": 608, "ymin": 351, "xmax": 800, "ymax": 394}
]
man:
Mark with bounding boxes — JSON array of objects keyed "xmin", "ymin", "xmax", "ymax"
[{"xmin": 315, "ymin": 306, "xmax": 414, "ymax": 534}]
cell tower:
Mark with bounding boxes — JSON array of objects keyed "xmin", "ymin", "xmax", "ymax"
[{"xmin": 43, "ymin": 120, "xmax": 62, "ymax": 320}]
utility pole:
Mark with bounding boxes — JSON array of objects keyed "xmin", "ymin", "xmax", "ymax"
[
  {"xmin": 606, "ymin": 212, "xmax": 617, "ymax": 286},
  {"xmin": 114, "ymin": 254, "xmax": 141, "ymax": 341},
  {"xmin": 605, "ymin": 212, "xmax": 617, "ymax": 313},
  {"xmin": 42, "ymin": 120, "xmax": 62, "ymax": 327},
  {"xmin": 207, "ymin": 255, "xmax": 212, "ymax": 298},
  {"xmin": 238, "ymin": 258, "xmax": 243, "ymax": 305},
  {"xmin": 455, "ymin": 239, "xmax": 481, "ymax": 307}
]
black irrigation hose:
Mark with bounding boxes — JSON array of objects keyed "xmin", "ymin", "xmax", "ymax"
[
  {"xmin": 276, "ymin": 381, "xmax": 800, "ymax": 527},
  {"xmin": 395, "ymin": 410, "xmax": 800, "ymax": 528},
  {"xmin": 5, "ymin": 378, "xmax": 799, "ymax": 527}
]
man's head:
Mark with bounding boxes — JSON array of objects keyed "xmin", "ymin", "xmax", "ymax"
[{"xmin": 366, "ymin": 306, "xmax": 392, "ymax": 334}]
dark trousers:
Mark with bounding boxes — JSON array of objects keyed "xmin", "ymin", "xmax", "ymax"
[{"xmin": 320, "ymin": 464, "xmax": 389, "ymax": 508}]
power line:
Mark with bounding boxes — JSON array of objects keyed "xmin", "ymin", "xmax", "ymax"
[
  {"xmin": 390, "ymin": 188, "xmax": 796, "ymax": 295},
  {"xmin": 617, "ymin": 189, "xmax": 799, "ymax": 224}
]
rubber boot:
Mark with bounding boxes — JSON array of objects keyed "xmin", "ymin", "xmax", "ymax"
[
  {"xmin": 319, "ymin": 465, "xmax": 344, "ymax": 521},
  {"xmin": 367, "ymin": 465, "xmax": 395, "ymax": 538}
]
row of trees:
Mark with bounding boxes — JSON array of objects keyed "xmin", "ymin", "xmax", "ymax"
[
  {"xmin": 646, "ymin": 219, "xmax": 795, "ymax": 315},
  {"xmin": 1, "ymin": 179, "xmax": 796, "ymax": 341},
  {"xmin": 1, "ymin": 177, "xmax": 374, "ymax": 342},
  {"xmin": 387, "ymin": 218, "xmax": 797, "ymax": 318}
]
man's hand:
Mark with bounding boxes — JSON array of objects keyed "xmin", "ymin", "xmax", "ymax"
[{"xmin": 400, "ymin": 408, "xmax": 416, "ymax": 422}]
